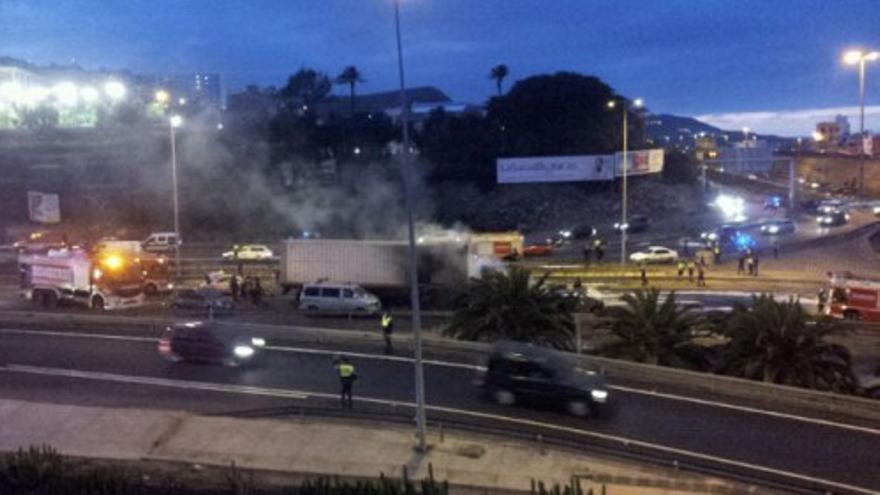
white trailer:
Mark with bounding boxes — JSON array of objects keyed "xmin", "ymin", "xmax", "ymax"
[{"xmin": 18, "ymin": 249, "xmax": 145, "ymax": 310}]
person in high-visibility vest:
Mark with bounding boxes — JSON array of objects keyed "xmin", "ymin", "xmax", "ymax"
[
  {"xmin": 336, "ymin": 356, "xmax": 358, "ymax": 410},
  {"xmin": 381, "ymin": 312, "xmax": 394, "ymax": 355}
]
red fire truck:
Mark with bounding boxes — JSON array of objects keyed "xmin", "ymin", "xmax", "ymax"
[{"xmin": 826, "ymin": 272, "xmax": 880, "ymax": 321}]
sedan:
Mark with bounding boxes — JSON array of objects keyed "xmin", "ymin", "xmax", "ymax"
[
  {"xmin": 629, "ymin": 246, "xmax": 678, "ymax": 264},
  {"xmin": 817, "ymin": 211, "xmax": 849, "ymax": 227},
  {"xmin": 760, "ymin": 219, "xmax": 796, "ymax": 235},
  {"xmin": 614, "ymin": 215, "xmax": 649, "ymax": 234},
  {"xmin": 158, "ymin": 322, "xmax": 266, "ymax": 366},
  {"xmin": 222, "ymin": 244, "xmax": 274, "ymax": 261},
  {"xmin": 523, "ymin": 242, "xmax": 554, "ymax": 257}
]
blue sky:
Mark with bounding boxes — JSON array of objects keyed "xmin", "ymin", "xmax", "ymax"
[{"xmin": 2, "ymin": 0, "xmax": 879, "ymax": 135}]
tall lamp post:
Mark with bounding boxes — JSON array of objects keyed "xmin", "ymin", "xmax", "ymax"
[
  {"xmin": 169, "ymin": 115, "xmax": 183, "ymax": 277},
  {"xmin": 607, "ymin": 97, "xmax": 643, "ymax": 265},
  {"xmin": 392, "ymin": 0, "xmax": 428, "ymax": 453},
  {"xmin": 843, "ymin": 49, "xmax": 879, "ymax": 197}
]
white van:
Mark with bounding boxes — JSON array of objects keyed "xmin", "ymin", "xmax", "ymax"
[
  {"xmin": 298, "ymin": 282, "xmax": 381, "ymax": 314},
  {"xmin": 143, "ymin": 232, "xmax": 181, "ymax": 253}
]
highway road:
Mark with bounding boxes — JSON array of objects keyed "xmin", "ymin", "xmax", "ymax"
[{"xmin": 0, "ymin": 325, "xmax": 878, "ymax": 493}]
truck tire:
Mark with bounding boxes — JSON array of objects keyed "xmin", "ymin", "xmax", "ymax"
[{"xmin": 92, "ymin": 296, "xmax": 105, "ymax": 311}]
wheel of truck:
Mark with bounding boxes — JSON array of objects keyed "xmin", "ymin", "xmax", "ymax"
[
  {"xmin": 566, "ymin": 399, "xmax": 593, "ymax": 418},
  {"xmin": 92, "ymin": 296, "xmax": 105, "ymax": 311},
  {"xmin": 843, "ymin": 310, "xmax": 860, "ymax": 321}
]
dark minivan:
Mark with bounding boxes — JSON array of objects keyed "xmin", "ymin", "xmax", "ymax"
[
  {"xmin": 158, "ymin": 322, "xmax": 265, "ymax": 366},
  {"xmin": 476, "ymin": 342, "xmax": 609, "ymax": 417}
]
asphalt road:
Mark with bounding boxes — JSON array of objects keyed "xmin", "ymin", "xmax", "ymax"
[{"xmin": 0, "ymin": 327, "xmax": 878, "ymax": 493}]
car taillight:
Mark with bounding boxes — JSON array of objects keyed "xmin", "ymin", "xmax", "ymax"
[{"xmin": 158, "ymin": 338, "xmax": 171, "ymax": 353}]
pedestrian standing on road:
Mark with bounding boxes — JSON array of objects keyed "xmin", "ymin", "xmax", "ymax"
[
  {"xmin": 594, "ymin": 238, "xmax": 605, "ymax": 262},
  {"xmin": 687, "ymin": 260, "xmax": 695, "ymax": 282},
  {"xmin": 640, "ymin": 263, "xmax": 648, "ymax": 286},
  {"xmin": 699, "ymin": 254, "xmax": 707, "ymax": 268},
  {"xmin": 229, "ymin": 274, "xmax": 239, "ymax": 302},
  {"xmin": 737, "ymin": 255, "xmax": 746, "ymax": 275},
  {"xmin": 677, "ymin": 260, "xmax": 685, "ymax": 277},
  {"xmin": 697, "ymin": 265, "xmax": 706, "ymax": 287},
  {"xmin": 582, "ymin": 243, "xmax": 592, "ymax": 264},
  {"xmin": 335, "ymin": 356, "xmax": 358, "ymax": 410},
  {"xmin": 713, "ymin": 245, "xmax": 721, "ymax": 264},
  {"xmin": 753, "ymin": 257, "xmax": 759, "ymax": 277},
  {"xmin": 772, "ymin": 241, "xmax": 779, "ymax": 259},
  {"xmin": 380, "ymin": 311, "xmax": 394, "ymax": 355},
  {"xmin": 746, "ymin": 256, "xmax": 754, "ymax": 276},
  {"xmin": 817, "ymin": 288, "xmax": 827, "ymax": 314},
  {"xmin": 253, "ymin": 277, "xmax": 263, "ymax": 305}
]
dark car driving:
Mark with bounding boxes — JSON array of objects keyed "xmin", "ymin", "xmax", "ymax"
[
  {"xmin": 614, "ymin": 214, "xmax": 648, "ymax": 234},
  {"xmin": 475, "ymin": 341, "xmax": 609, "ymax": 417},
  {"xmin": 158, "ymin": 322, "xmax": 265, "ymax": 366}
]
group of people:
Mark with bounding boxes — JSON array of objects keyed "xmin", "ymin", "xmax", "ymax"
[
  {"xmin": 582, "ymin": 237, "xmax": 606, "ymax": 263},
  {"xmin": 673, "ymin": 258, "xmax": 707, "ymax": 286},
  {"xmin": 229, "ymin": 275, "xmax": 264, "ymax": 305},
  {"xmin": 736, "ymin": 250, "xmax": 761, "ymax": 277}
]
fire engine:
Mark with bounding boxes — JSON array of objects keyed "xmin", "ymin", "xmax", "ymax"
[
  {"xmin": 826, "ymin": 272, "xmax": 880, "ymax": 321},
  {"xmin": 18, "ymin": 248, "xmax": 145, "ymax": 310}
]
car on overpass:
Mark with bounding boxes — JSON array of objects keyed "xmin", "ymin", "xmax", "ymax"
[
  {"xmin": 158, "ymin": 321, "xmax": 266, "ymax": 367},
  {"xmin": 613, "ymin": 214, "xmax": 649, "ymax": 234},
  {"xmin": 817, "ymin": 210, "xmax": 849, "ymax": 227},
  {"xmin": 629, "ymin": 246, "xmax": 678, "ymax": 264},
  {"xmin": 760, "ymin": 219, "xmax": 796, "ymax": 235},
  {"xmin": 475, "ymin": 341, "xmax": 609, "ymax": 417},
  {"xmin": 222, "ymin": 244, "xmax": 275, "ymax": 261}
]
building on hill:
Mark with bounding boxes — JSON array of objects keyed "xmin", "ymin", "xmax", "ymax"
[{"xmin": 317, "ymin": 86, "xmax": 481, "ymax": 126}]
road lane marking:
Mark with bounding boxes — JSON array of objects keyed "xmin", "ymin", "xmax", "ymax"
[
  {"xmin": 3, "ymin": 327, "xmax": 878, "ymax": 437},
  {"xmin": 0, "ymin": 363, "xmax": 875, "ymax": 495}
]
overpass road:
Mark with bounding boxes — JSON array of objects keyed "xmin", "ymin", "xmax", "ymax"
[{"xmin": 0, "ymin": 326, "xmax": 878, "ymax": 493}]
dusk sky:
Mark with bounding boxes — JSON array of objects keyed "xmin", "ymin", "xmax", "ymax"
[{"xmin": 2, "ymin": 0, "xmax": 879, "ymax": 135}]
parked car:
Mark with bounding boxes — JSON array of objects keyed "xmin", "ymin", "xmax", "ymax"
[
  {"xmin": 475, "ymin": 341, "xmax": 609, "ymax": 417},
  {"xmin": 142, "ymin": 232, "xmax": 181, "ymax": 253},
  {"xmin": 817, "ymin": 210, "xmax": 849, "ymax": 227},
  {"xmin": 221, "ymin": 244, "xmax": 274, "ymax": 261},
  {"xmin": 158, "ymin": 321, "xmax": 265, "ymax": 366},
  {"xmin": 168, "ymin": 288, "xmax": 235, "ymax": 313},
  {"xmin": 629, "ymin": 246, "xmax": 678, "ymax": 264},
  {"xmin": 614, "ymin": 215, "xmax": 649, "ymax": 234},
  {"xmin": 299, "ymin": 282, "xmax": 381, "ymax": 314},
  {"xmin": 558, "ymin": 224, "xmax": 597, "ymax": 241},
  {"xmin": 13, "ymin": 231, "xmax": 68, "ymax": 253},
  {"xmin": 817, "ymin": 200, "xmax": 847, "ymax": 215},
  {"xmin": 760, "ymin": 219, "xmax": 796, "ymax": 235}
]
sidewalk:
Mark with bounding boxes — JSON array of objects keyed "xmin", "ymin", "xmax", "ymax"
[{"xmin": 0, "ymin": 399, "xmax": 748, "ymax": 494}]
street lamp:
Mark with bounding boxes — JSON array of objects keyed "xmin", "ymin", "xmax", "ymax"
[
  {"xmin": 842, "ymin": 49, "xmax": 879, "ymax": 196},
  {"xmin": 169, "ymin": 115, "xmax": 183, "ymax": 277},
  {"xmin": 392, "ymin": 0, "xmax": 428, "ymax": 453},
  {"xmin": 607, "ymin": 97, "xmax": 643, "ymax": 265}
]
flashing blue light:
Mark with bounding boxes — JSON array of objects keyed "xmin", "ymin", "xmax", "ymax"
[{"xmin": 734, "ymin": 232, "xmax": 755, "ymax": 250}]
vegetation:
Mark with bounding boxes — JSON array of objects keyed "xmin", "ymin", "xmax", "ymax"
[
  {"xmin": 0, "ymin": 445, "xmax": 450, "ymax": 495},
  {"xmin": 335, "ymin": 65, "xmax": 364, "ymax": 118},
  {"xmin": 444, "ymin": 267, "xmax": 577, "ymax": 350},
  {"xmin": 489, "ymin": 64, "xmax": 509, "ymax": 96},
  {"xmin": 715, "ymin": 295, "xmax": 857, "ymax": 392},
  {"xmin": 596, "ymin": 289, "xmax": 712, "ymax": 370}
]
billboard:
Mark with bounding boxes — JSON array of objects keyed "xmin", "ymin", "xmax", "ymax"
[
  {"xmin": 615, "ymin": 149, "xmax": 665, "ymax": 176},
  {"xmin": 497, "ymin": 155, "xmax": 614, "ymax": 184},
  {"xmin": 27, "ymin": 191, "xmax": 61, "ymax": 223}
]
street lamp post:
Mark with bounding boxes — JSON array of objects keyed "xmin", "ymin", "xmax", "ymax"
[
  {"xmin": 393, "ymin": 0, "xmax": 428, "ymax": 453},
  {"xmin": 608, "ymin": 98, "xmax": 643, "ymax": 265},
  {"xmin": 843, "ymin": 49, "xmax": 879, "ymax": 197},
  {"xmin": 169, "ymin": 115, "xmax": 183, "ymax": 277}
]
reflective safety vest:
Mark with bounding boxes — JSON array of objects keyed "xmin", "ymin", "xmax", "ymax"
[
  {"xmin": 338, "ymin": 363, "xmax": 355, "ymax": 378},
  {"xmin": 381, "ymin": 314, "xmax": 393, "ymax": 329}
]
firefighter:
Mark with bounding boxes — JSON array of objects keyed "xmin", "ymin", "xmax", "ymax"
[
  {"xmin": 687, "ymin": 259, "xmax": 695, "ymax": 282},
  {"xmin": 639, "ymin": 262, "xmax": 648, "ymax": 286},
  {"xmin": 712, "ymin": 244, "xmax": 721, "ymax": 264},
  {"xmin": 380, "ymin": 311, "xmax": 394, "ymax": 354},
  {"xmin": 335, "ymin": 356, "xmax": 358, "ymax": 410},
  {"xmin": 229, "ymin": 274, "xmax": 239, "ymax": 302},
  {"xmin": 737, "ymin": 254, "xmax": 746, "ymax": 275},
  {"xmin": 582, "ymin": 243, "xmax": 592, "ymax": 263},
  {"xmin": 676, "ymin": 259, "xmax": 685, "ymax": 277},
  {"xmin": 697, "ymin": 264, "xmax": 706, "ymax": 287}
]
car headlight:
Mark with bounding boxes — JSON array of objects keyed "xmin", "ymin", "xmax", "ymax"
[
  {"xmin": 233, "ymin": 345, "xmax": 255, "ymax": 358},
  {"xmin": 591, "ymin": 389, "xmax": 609, "ymax": 403},
  {"xmin": 251, "ymin": 337, "xmax": 266, "ymax": 347},
  {"xmin": 768, "ymin": 226, "xmax": 779, "ymax": 233}
]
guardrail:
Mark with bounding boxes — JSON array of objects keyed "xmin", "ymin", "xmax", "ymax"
[{"xmin": 1, "ymin": 309, "xmax": 877, "ymax": 427}]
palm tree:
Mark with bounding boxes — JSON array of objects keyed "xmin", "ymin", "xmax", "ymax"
[
  {"xmin": 489, "ymin": 64, "xmax": 509, "ymax": 96},
  {"xmin": 716, "ymin": 294, "xmax": 856, "ymax": 392},
  {"xmin": 597, "ymin": 289, "xmax": 712, "ymax": 370},
  {"xmin": 335, "ymin": 66, "xmax": 364, "ymax": 118},
  {"xmin": 444, "ymin": 267, "xmax": 576, "ymax": 350}
]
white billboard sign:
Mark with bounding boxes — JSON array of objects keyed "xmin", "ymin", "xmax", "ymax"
[
  {"xmin": 497, "ymin": 155, "xmax": 614, "ymax": 184},
  {"xmin": 615, "ymin": 149, "xmax": 664, "ymax": 176},
  {"xmin": 27, "ymin": 191, "xmax": 61, "ymax": 223}
]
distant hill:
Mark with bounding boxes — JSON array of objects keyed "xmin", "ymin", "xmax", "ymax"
[{"xmin": 646, "ymin": 113, "xmax": 795, "ymax": 151}]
